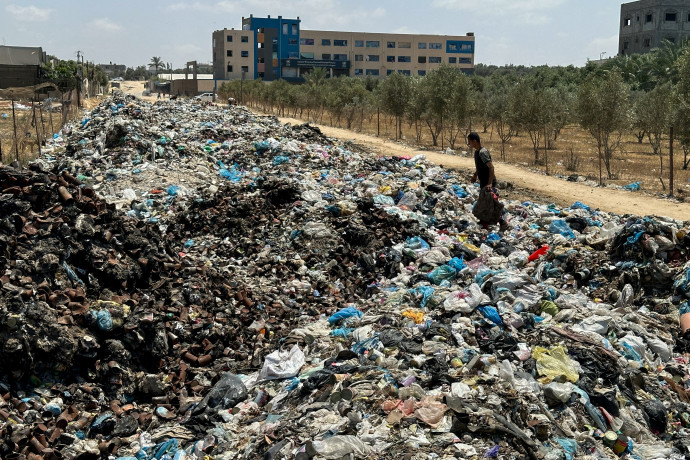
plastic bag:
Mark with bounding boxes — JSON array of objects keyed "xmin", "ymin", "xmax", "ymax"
[
  {"xmin": 427, "ymin": 264, "xmax": 457, "ymax": 285},
  {"xmin": 409, "ymin": 286, "xmax": 435, "ymax": 308},
  {"xmin": 532, "ymin": 346, "xmax": 579, "ymax": 383},
  {"xmin": 402, "ymin": 310, "xmax": 425, "ymax": 324},
  {"xmin": 328, "ymin": 306, "xmax": 363, "ymax": 324},
  {"xmin": 192, "ymin": 373, "xmax": 247, "ymax": 414},
  {"xmin": 549, "ymin": 220, "xmax": 575, "ymax": 239},
  {"xmin": 528, "ymin": 245, "xmax": 549, "ymax": 262},
  {"xmin": 414, "ymin": 398, "xmax": 447, "ymax": 428},
  {"xmin": 472, "ymin": 188, "xmax": 504, "ymax": 224},
  {"xmin": 447, "ymin": 256, "xmax": 466, "ymax": 271},
  {"xmin": 307, "ymin": 435, "xmax": 371, "ymax": 459},
  {"xmin": 477, "ymin": 306, "xmax": 503, "ymax": 326},
  {"xmin": 258, "ymin": 345, "xmax": 306, "ymax": 381}
]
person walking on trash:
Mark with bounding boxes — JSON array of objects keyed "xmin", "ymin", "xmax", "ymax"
[{"xmin": 468, "ymin": 132, "xmax": 508, "ymax": 232}]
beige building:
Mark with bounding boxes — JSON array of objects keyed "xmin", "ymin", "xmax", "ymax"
[
  {"xmin": 213, "ymin": 16, "xmax": 475, "ymax": 81},
  {"xmin": 297, "ymin": 30, "xmax": 474, "ymax": 78},
  {"xmin": 212, "ymin": 28, "xmax": 256, "ymax": 80}
]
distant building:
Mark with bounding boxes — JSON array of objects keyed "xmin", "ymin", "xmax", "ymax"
[
  {"xmin": 619, "ymin": 0, "xmax": 690, "ymax": 55},
  {"xmin": 0, "ymin": 45, "xmax": 47, "ymax": 89},
  {"xmin": 99, "ymin": 63, "xmax": 127, "ymax": 77},
  {"xmin": 212, "ymin": 14, "xmax": 475, "ymax": 82}
]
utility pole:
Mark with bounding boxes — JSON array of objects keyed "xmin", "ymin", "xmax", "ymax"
[
  {"xmin": 76, "ymin": 51, "xmax": 82, "ymax": 108},
  {"xmin": 670, "ymin": 126, "xmax": 674, "ymax": 197}
]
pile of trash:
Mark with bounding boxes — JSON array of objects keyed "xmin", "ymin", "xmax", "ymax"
[{"xmin": 1, "ymin": 92, "xmax": 690, "ymax": 460}]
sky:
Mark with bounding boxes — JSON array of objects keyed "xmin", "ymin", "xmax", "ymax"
[{"xmin": 0, "ymin": 0, "xmax": 622, "ymax": 69}]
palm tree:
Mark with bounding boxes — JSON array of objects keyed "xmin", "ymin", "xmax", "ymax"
[{"xmin": 149, "ymin": 56, "xmax": 164, "ymax": 74}]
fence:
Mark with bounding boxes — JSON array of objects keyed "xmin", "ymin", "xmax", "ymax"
[{"xmin": 0, "ymin": 84, "xmax": 80, "ymax": 165}]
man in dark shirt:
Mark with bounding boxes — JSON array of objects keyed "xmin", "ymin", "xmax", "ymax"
[{"xmin": 468, "ymin": 132, "xmax": 508, "ymax": 231}]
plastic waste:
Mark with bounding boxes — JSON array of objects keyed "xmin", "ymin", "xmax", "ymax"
[
  {"xmin": 306, "ymin": 435, "xmax": 372, "ymax": 459},
  {"xmin": 258, "ymin": 345, "xmax": 306, "ymax": 381},
  {"xmin": 192, "ymin": 373, "xmax": 247, "ymax": 414},
  {"xmin": 532, "ymin": 346, "xmax": 579, "ymax": 383},
  {"xmin": 328, "ymin": 306, "xmax": 363, "ymax": 324},
  {"xmin": 528, "ymin": 245, "xmax": 549, "ymax": 262}
]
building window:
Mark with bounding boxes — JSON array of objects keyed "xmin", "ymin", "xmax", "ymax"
[
  {"xmin": 399, "ymin": 42, "xmax": 411, "ymax": 48},
  {"xmin": 645, "ymin": 13, "xmax": 652, "ymax": 23},
  {"xmin": 644, "ymin": 38, "xmax": 651, "ymax": 47},
  {"xmin": 624, "ymin": 17, "xmax": 631, "ymax": 26},
  {"xmin": 366, "ymin": 69, "xmax": 379, "ymax": 76},
  {"xmin": 241, "ymin": 50, "xmax": 249, "ymax": 57},
  {"xmin": 334, "ymin": 54, "xmax": 347, "ymax": 61},
  {"xmin": 289, "ymin": 38, "xmax": 298, "ymax": 45},
  {"xmin": 292, "ymin": 24, "xmax": 298, "ymax": 34},
  {"xmin": 322, "ymin": 39, "xmax": 331, "ymax": 46},
  {"xmin": 334, "ymin": 39, "xmax": 347, "ymax": 46},
  {"xmin": 449, "ymin": 57, "xmax": 457, "ymax": 63},
  {"xmin": 623, "ymin": 41, "xmax": 629, "ymax": 50},
  {"xmin": 399, "ymin": 70, "xmax": 410, "ymax": 75},
  {"xmin": 227, "ymin": 50, "xmax": 233, "ymax": 57},
  {"xmin": 241, "ymin": 35, "xmax": 249, "ymax": 42},
  {"xmin": 366, "ymin": 40, "xmax": 380, "ymax": 48},
  {"xmin": 429, "ymin": 42, "xmax": 442, "ymax": 49},
  {"xmin": 418, "ymin": 56, "xmax": 426, "ymax": 63},
  {"xmin": 283, "ymin": 23, "xmax": 288, "ymax": 34},
  {"xmin": 418, "ymin": 70, "xmax": 426, "ymax": 76},
  {"xmin": 300, "ymin": 52, "xmax": 314, "ymax": 59},
  {"xmin": 386, "ymin": 69, "xmax": 393, "ymax": 75},
  {"xmin": 667, "ymin": 37, "xmax": 676, "ymax": 43},
  {"xmin": 241, "ymin": 66, "xmax": 248, "ymax": 72},
  {"xmin": 367, "ymin": 55, "xmax": 380, "ymax": 62},
  {"xmin": 429, "ymin": 56, "xmax": 442, "ymax": 63},
  {"xmin": 300, "ymin": 38, "xmax": 314, "ymax": 45},
  {"xmin": 355, "ymin": 54, "xmax": 363, "ymax": 61},
  {"xmin": 322, "ymin": 53, "xmax": 331, "ymax": 60},
  {"xmin": 387, "ymin": 41, "xmax": 396, "ymax": 48},
  {"xmin": 398, "ymin": 56, "xmax": 411, "ymax": 62},
  {"xmin": 354, "ymin": 69, "xmax": 363, "ymax": 75},
  {"xmin": 665, "ymin": 12, "xmax": 677, "ymax": 22},
  {"xmin": 227, "ymin": 36, "xmax": 233, "ymax": 42},
  {"xmin": 418, "ymin": 42, "xmax": 426, "ymax": 49},
  {"xmin": 688, "ymin": 13, "xmax": 690, "ymax": 21},
  {"xmin": 386, "ymin": 55, "xmax": 395, "ymax": 62},
  {"xmin": 458, "ymin": 57, "xmax": 471, "ymax": 64},
  {"xmin": 227, "ymin": 64, "xmax": 233, "ymax": 72},
  {"xmin": 288, "ymin": 51, "xmax": 298, "ymax": 58},
  {"xmin": 355, "ymin": 40, "xmax": 364, "ymax": 47}
]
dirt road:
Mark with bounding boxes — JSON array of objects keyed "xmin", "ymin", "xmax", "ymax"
[
  {"xmin": 274, "ymin": 116, "xmax": 690, "ymax": 222},
  {"xmin": 117, "ymin": 81, "xmax": 690, "ymax": 221}
]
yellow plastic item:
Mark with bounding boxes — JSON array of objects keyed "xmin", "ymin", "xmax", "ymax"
[
  {"xmin": 402, "ymin": 310, "xmax": 425, "ymax": 324},
  {"xmin": 532, "ymin": 346, "xmax": 579, "ymax": 383}
]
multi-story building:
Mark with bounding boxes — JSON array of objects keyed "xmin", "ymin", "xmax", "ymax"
[
  {"xmin": 619, "ymin": 0, "xmax": 690, "ymax": 55},
  {"xmin": 212, "ymin": 15, "xmax": 475, "ymax": 82}
]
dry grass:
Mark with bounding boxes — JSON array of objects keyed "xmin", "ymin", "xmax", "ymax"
[{"xmin": 0, "ymin": 98, "xmax": 94, "ymax": 165}]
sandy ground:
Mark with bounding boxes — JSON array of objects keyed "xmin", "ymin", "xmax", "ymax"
[{"xmin": 117, "ymin": 82, "xmax": 690, "ymax": 221}]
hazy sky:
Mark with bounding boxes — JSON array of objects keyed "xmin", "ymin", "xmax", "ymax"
[{"xmin": 0, "ymin": 0, "xmax": 622, "ymax": 69}]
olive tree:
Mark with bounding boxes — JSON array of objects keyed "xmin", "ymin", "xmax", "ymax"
[{"xmin": 576, "ymin": 71, "xmax": 631, "ymax": 184}]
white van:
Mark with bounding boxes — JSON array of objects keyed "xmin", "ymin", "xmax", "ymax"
[{"xmin": 194, "ymin": 93, "xmax": 214, "ymax": 102}]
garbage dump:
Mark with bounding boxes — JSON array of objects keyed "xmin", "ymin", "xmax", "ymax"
[{"xmin": 0, "ymin": 92, "xmax": 690, "ymax": 460}]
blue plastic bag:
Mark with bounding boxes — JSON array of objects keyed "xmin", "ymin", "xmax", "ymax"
[
  {"xmin": 623, "ymin": 181, "xmax": 641, "ymax": 191},
  {"xmin": 91, "ymin": 309, "xmax": 113, "ymax": 331},
  {"xmin": 328, "ymin": 306, "xmax": 363, "ymax": 324},
  {"xmin": 570, "ymin": 201, "xmax": 590, "ymax": 211},
  {"xmin": 166, "ymin": 185, "xmax": 180, "ymax": 196},
  {"xmin": 409, "ymin": 285, "xmax": 435, "ymax": 308},
  {"xmin": 427, "ymin": 265, "xmax": 457, "ymax": 285},
  {"xmin": 254, "ymin": 140, "xmax": 271, "ymax": 152},
  {"xmin": 447, "ymin": 256, "xmax": 465, "ymax": 271},
  {"xmin": 450, "ymin": 184, "xmax": 468, "ymax": 198},
  {"xmin": 405, "ymin": 236, "xmax": 430, "ymax": 251},
  {"xmin": 554, "ymin": 438, "xmax": 577, "ymax": 460},
  {"xmin": 477, "ymin": 306, "xmax": 503, "ymax": 325},
  {"xmin": 674, "ymin": 269, "xmax": 690, "ymax": 297},
  {"xmin": 549, "ymin": 220, "xmax": 575, "ymax": 239},
  {"xmin": 272, "ymin": 155, "xmax": 290, "ymax": 165}
]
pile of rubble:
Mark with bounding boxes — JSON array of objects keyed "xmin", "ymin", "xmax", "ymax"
[{"xmin": 1, "ymin": 93, "xmax": 689, "ymax": 460}]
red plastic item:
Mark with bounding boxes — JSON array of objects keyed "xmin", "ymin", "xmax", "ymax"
[{"xmin": 528, "ymin": 245, "xmax": 549, "ymax": 262}]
